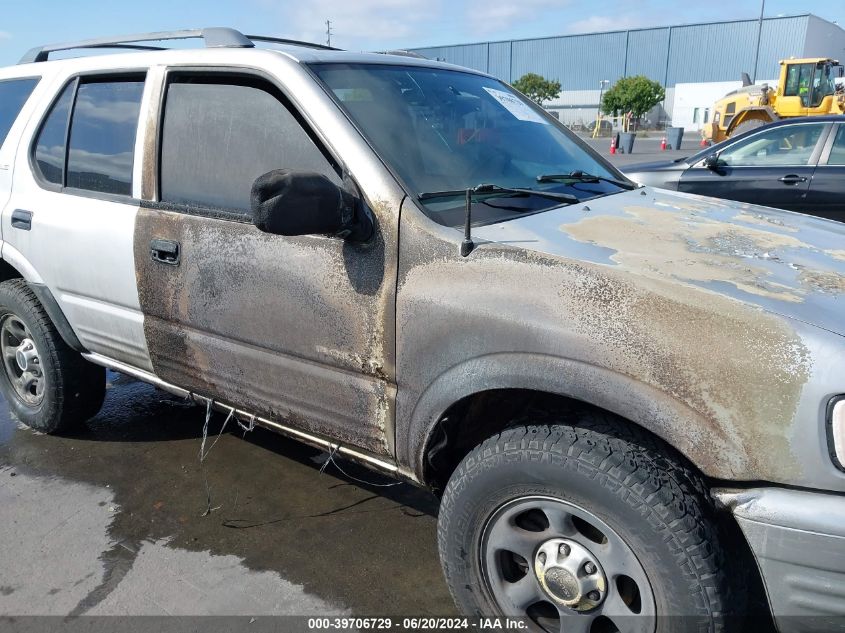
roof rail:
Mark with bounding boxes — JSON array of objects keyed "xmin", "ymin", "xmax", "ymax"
[
  {"xmin": 19, "ymin": 27, "xmax": 256, "ymax": 64},
  {"xmin": 246, "ymin": 35, "xmax": 339, "ymax": 51}
]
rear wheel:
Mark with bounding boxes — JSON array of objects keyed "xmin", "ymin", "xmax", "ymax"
[
  {"xmin": 437, "ymin": 415, "xmax": 739, "ymax": 632},
  {"xmin": 730, "ymin": 118, "xmax": 767, "ymax": 137},
  {"xmin": 0, "ymin": 279, "xmax": 105, "ymax": 433}
]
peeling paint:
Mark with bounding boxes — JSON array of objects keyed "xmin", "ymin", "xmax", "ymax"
[{"xmin": 561, "ymin": 204, "xmax": 839, "ymax": 304}]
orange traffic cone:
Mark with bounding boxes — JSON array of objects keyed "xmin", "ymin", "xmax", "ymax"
[
  {"xmin": 660, "ymin": 137, "xmax": 667, "ymax": 151},
  {"xmin": 609, "ymin": 136, "xmax": 616, "ymax": 155}
]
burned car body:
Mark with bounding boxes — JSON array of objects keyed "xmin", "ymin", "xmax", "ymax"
[{"xmin": 0, "ymin": 29, "xmax": 842, "ymax": 632}]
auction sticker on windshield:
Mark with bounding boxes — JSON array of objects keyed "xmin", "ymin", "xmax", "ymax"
[{"xmin": 483, "ymin": 87, "xmax": 549, "ymax": 124}]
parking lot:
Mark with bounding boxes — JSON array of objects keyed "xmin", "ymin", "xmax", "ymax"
[
  {"xmin": 578, "ymin": 133, "xmax": 702, "ymax": 168},
  {"xmin": 0, "ymin": 372, "xmax": 455, "ymax": 617}
]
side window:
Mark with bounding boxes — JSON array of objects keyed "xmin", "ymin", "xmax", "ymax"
[
  {"xmin": 719, "ymin": 123, "xmax": 825, "ymax": 167},
  {"xmin": 33, "ymin": 76, "xmax": 145, "ymax": 195},
  {"xmin": 67, "ymin": 81, "xmax": 144, "ymax": 196},
  {"xmin": 827, "ymin": 126, "xmax": 845, "ymax": 166},
  {"xmin": 160, "ymin": 77, "xmax": 339, "ymax": 213},
  {"xmin": 34, "ymin": 81, "xmax": 75, "ymax": 185},
  {"xmin": 0, "ymin": 78, "xmax": 39, "ymax": 150},
  {"xmin": 783, "ymin": 63, "xmax": 814, "ymax": 106}
]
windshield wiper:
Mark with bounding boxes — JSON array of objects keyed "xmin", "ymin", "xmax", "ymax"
[
  {"xmin": 417, "ymin": 184, "xmax": 579, "ymax": 259},
  {"xmin": 419, "ymin": 183, "xmax": 578, "ymax": 204},
  {"xmin": 536, "ymin": 171, "xmax": 636, "ymax": 190}
]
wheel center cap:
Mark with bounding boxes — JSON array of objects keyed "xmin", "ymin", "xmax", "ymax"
[
  {"xmin": 15, "ymin": 340, "xmax": 36, "ymax": 372},
  {"xmin": 533, "ymin": 538, "xmax": 607, "ymax": 611},
  {"xmin": 543, "ymin": 566, "xmax": 580, "ymax": 602}
]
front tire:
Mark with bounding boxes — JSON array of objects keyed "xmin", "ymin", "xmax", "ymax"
[
  {"xmin": 0, "ymin": 279, "xmax": 105, "ymax": 433},
  {"xmin": 437, "ymin": 414, "xmax": 738, "ymax": 632}
]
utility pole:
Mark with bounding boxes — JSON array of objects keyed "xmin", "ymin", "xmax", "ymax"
[
  {"xmin": 752, "ymin": 0, "xmax": 766, "ymax": 83},
  {"xmin": 326, "ymin": 20, "xmax": 332, "ymax": 47}
]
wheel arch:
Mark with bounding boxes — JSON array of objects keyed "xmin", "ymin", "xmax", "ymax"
[
  {"xmin": 405, "ymin": 352, "xmax": 749, "ymax": 490},
  {"xmin": 727, "ymin": 107, "xmax": 778, "ymax": 135},
  {"xmin": 0, "ymin": 247, "xmax": 85, "ymax": 353},
  {"xmin": 0, "ymin": 242, "xmax": 43, "ymax": 284}
]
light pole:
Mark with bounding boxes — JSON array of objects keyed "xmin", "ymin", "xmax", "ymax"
[
  {"xmin": 597, "ymin": 79, "xmax": 609, "ymax": 126},
  {"xmin": 752, "ymin": 0, "xmax": 766, "ymax": 83}
]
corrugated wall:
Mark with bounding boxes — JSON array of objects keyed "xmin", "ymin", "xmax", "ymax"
[
  {"xmin": 510, "ymin": 32, "xmax": 627, "ymax": 88},
  {"xmin": 408, "ymin": 15, "xmax": 817, "ymax": 88},
  {"xmin": 625, "ymin": 28, "xmax": 670, "ymax": 82}
]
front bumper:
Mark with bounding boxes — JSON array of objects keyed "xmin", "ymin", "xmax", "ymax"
[{"xmin": 715, "ymin": 488, "xmax": 845, "ymax": 633}]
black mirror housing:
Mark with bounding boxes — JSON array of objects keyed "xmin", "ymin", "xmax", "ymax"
[
  {"xmin": 703, "ymin": 154, "xmax": 722, "ymax": 170},
  {"xmin": 250, "ymin": 169, "xmax": 373, "ymax": 242}
]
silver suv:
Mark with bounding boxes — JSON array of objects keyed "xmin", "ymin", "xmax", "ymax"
[{"xmin": 0, "ymin": 28, "xmax": 844, "ymax": 632}]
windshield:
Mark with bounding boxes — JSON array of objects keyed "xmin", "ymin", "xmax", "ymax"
[{"xmin": 310, "ymin": 63, "xmax": 630, "ymax": 227}]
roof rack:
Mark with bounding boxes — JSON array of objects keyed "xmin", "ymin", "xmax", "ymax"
[
  {"xmin": 246, "ymin": 35, "xmax": 338, "ymax": 51},
  {"xmin": 18, "ymin": 27, "xmax": 338, "ymax": 64}
]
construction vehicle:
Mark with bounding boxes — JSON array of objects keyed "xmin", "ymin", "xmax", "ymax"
[{"xmin": 703, "ymin": 58, "xmax": 845, "ymax": 143}]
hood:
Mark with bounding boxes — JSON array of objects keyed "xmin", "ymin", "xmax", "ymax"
[{"xmin": 472, "ymin": 188, "xmax": 845, "ymax": 336}]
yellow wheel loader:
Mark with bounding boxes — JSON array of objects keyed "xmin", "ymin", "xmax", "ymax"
[{"xmin": 703, "ymin": 58, "xmax": 845, "ymax": 143}]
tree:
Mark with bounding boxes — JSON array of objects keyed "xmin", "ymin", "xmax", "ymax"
[
  {"xmin": 601, "ymin": 75, "xmax": 665, "ymax": 130},
  {"xmin": 512, "ymin": 73, "xmax": 561, "ymax": 105}
]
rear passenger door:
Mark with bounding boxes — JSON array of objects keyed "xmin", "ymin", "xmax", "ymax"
[
  {"xmin": 0, "ymin": 77, "xmax": 40, "ymax": 231},
  {"xmin": 134, "ymin": 71, "xmax": 395, "ymax": 457},
  {"xmin": 4, "ymin": 73, "xmax": 154, "ymax": 370},
  {"xmin": 805, "ymin": 123, "xmax": 845, "ymax": 222}
]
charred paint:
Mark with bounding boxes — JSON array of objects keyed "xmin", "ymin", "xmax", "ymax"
[
  {"xmin": 394, "ymin": 188, "xmax": 845, "ymax": 484},
  {"xmin": 133, "ymin": 201, "xmax": 397, "ymax": 456}
]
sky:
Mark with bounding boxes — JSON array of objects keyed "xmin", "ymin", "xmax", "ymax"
[{"xmin": 0, "ymin": 0, "xmax": 843, "ymax": 66}]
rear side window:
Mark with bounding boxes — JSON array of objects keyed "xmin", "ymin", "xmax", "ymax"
[
  {"xmin": 67, "ymin": 81, "xmax": 144, "ymax": 195},
  {"xmin": 0, "ymin": 78, "xmax": 39, "ymax": 150},
  {"xmin": 160, "ymin": 77, "xmax": 339, "ymax": 213},
  {"xmin": 34, "ymin": 82, "xmax": 74, "ymax": 185},
  {"xmin": 32, "ymin": 76, "xmax": 145, "ymax": 196},
  {"xmin": 828, "ymin": 125, "xmax": 845, "ymax": 166}
]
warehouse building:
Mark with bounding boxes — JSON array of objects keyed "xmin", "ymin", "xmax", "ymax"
[{"xmin": 408, "ymin": 14, "xmax": 845, "ymax": 131}]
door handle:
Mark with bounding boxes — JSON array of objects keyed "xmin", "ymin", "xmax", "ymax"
[
  {"xmin": 11, "ymin": 209, "xmax": 32, "ymax": 231},
  {"xmin": 778, "ymin": 175, "xmax": 807, "ymax": 185},
  {"xmin": 150, "ymin": 239, "xmax": 180, "ymax": 265}
]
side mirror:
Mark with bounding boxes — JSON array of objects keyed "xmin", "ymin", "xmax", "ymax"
[
  {"xmin": 703, "ymin": 154, "xmax": 722, "ymax": 170},
  {"xmin": 250, "ymin": 169, "xmax": 373, "ymax": 242}
]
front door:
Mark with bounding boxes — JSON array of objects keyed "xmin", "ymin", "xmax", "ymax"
[
  {"xmin": 679, "ymin": 121, "xmax": 828, "ymax": 212},
  {"xmin": 133, "ymin": 71, "xmax": 397, "ymax": 456}
]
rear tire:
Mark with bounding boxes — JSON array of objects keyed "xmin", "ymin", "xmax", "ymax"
[
  {"xmin": 730, "ymin": 118, "xmax": 767, "ymax": 137},
  {"xmin": 0, "ymin": 279, "xmax": 105, "ymax": 433},
  {"xmin": 437, "ymin": 412, "xmax": 741, "ymax": 632}
]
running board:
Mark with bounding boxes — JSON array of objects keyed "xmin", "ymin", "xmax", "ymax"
[{"xmin": 82, "ymin": 352, "xmax": 410, "ymax": 481}]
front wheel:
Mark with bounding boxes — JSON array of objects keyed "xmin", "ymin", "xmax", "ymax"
[{"xmin": 437, "ymin": 416, "xmax": 739, "ymax": 632}]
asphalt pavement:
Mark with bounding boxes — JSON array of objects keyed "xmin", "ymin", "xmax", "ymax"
[
  {"xmin": 578, "ymin": 133, "xmax": 705, "ymax": 168},
  {"xmin": 0, "ymin": 372, "xmax": 454, "ymax": 619}
]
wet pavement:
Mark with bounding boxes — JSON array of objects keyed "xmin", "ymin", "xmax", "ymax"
[{"xmin": 0, "ymin": 371, "xmax": 454, "ymax": 617}]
